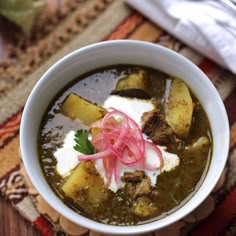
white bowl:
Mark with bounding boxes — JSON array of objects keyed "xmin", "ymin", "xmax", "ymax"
[{"xmin": 20, "ymin": 40, "xmax": 229, "ymax": 235}]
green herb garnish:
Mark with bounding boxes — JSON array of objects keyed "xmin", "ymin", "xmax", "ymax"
[{"xmin": 73, "ymin": 129, "xmax": 95, "ymax": 155}]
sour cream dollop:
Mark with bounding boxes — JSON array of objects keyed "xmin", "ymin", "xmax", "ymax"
[
  {"xmin": 103, "ymin": 95, "xmax": 155, "ymax": 126},
  {"xmin": 54, "ymin": 96, "xmax": 180, "ymax": 192}
]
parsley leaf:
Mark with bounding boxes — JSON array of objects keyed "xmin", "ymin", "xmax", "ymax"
[{"xmin": 73, "ymin": 130, "xmax": 95, "ymax": 155}]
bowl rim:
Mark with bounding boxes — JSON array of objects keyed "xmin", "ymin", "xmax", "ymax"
[{"xmin": 20, "ymin": 40, "xmax": 230, "ymax": 235}]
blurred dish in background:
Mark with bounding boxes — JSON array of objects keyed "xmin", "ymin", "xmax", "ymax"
[{"xmin": 0, "ymin": 0, "xmax": 46, "ymax": 34}]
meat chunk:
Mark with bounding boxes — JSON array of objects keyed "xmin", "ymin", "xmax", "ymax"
[
  {"xmin": 121, "ymin": 171, "xmax": 145, "ymax": 182},
  {"xmin": 141, "ymin": 109, "xmax": 180, "ymax": 145},
  {"xmin": 126, "ymin": 183, "xmax": 136, "ymax": 197},
  {"xmin": 134, "ymin": 177, "xmax": 151, "ymax": 197},
  {"xmin": 125, "ymin": 176, "xmax": 152, "ymax": 198}
]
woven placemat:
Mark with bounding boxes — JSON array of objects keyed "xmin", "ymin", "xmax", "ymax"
[{"xmin": 1, "ymin": 1, "xmax": 236, "ymax": 235}]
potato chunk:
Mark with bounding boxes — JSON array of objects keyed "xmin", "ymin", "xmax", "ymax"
[
  {"xmin": 165, "ymin": 78, "xmax": 193, "ymax": 137},
  {"xmin": 132, "ymin": 196, "xmax": 157, "ymax": 217},
  {"xmin": 185, "ymin": 136, "xmax": 210, "ymax": 152},
  {"xmin": 112, "ymin": 70, "xmax": 151, "ymax": 98},
  {"xmin": 61, "ymin": 93, "xmax": 107, "ymax": 126},
  {"xmin": 62, "ymin": 161, "xmax": 108, "ymax": 211},
  {"xmin": 185, "ymin": 136, "xmax": 210, "ymax": 158}
]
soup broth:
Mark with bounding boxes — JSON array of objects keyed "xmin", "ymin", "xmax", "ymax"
[{"xmin": 38, "ymin": 65, "xmax": 212, "ymax": 225}]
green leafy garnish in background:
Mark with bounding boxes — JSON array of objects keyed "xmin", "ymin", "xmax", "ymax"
[
  {"xmin": 74, "ymin": 130, "xmax": 95, "ymax": 155},
  {"xmin": 0, "ymin": 0, "xmax": 46, "ymax": 34}
]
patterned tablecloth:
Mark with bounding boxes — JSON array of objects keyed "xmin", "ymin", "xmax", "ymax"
[{"xmin": 0, "ymin": 0, "xmax": 236, "ymax": 235}]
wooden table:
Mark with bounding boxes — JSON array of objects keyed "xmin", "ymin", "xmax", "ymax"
[{"xmin": 0, "ymin": 198, "xmax": 42, "ymax": 236}]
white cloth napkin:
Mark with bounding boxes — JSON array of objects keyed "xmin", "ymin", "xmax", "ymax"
[{"xmin": 127, "ymin": 0, "xmax": 236, "ymax": 74}]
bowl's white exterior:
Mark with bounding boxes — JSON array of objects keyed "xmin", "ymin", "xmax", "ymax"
[{"xmin": 20, "ymin": 40, "xmax": 229, "ymax": 235}]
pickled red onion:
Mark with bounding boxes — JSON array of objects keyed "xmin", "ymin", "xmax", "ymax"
[
  {"xmin": 144, "ymin": 141, "xmax": 164, "ymax": 170},
  {"xmin": 78, "ymin": 108, "xmax": 163, "ymax": 186}
]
